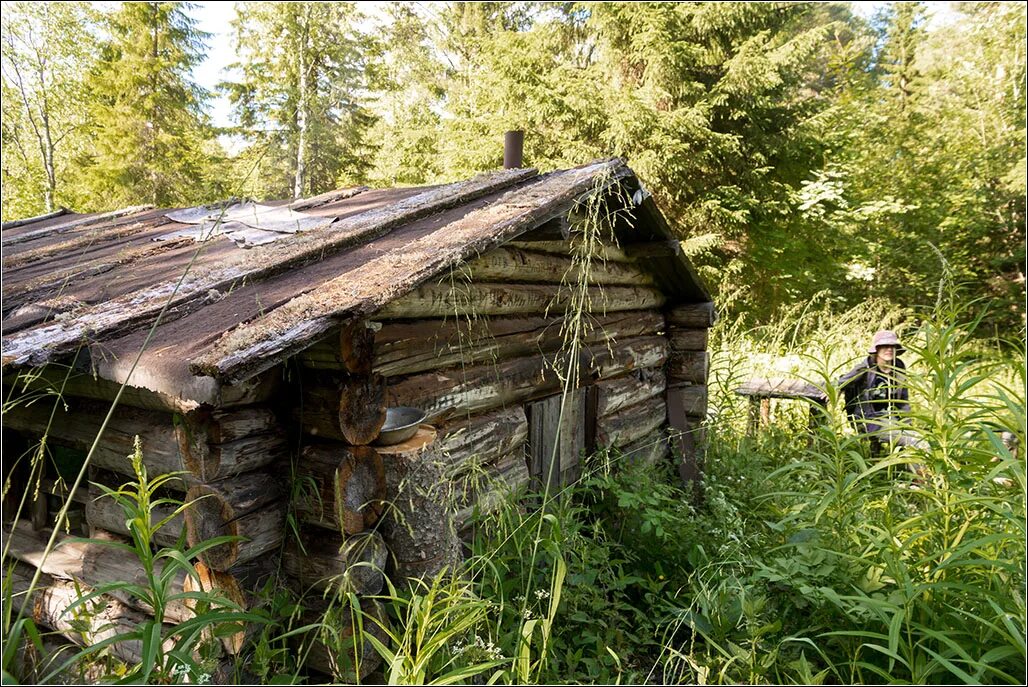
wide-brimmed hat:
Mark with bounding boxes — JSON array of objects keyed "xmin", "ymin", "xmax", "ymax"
[{"xmin": 868, "ymin": 330, "xmax": 905, "ymax": 354}]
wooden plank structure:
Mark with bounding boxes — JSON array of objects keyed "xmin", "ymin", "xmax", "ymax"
[
  {"xmin": 1, "ymin": 157, "xmax": 714, "ymax": 681},
  {"xmin": 734, "ymin": 377, "xmax": 829, "ymax": 436}
]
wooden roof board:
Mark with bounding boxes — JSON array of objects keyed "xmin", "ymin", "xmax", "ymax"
[
  {"xmin": 2, "ymin": 159, "xmax": 712, "ymax": 407},
  {"xmin": 0, "ymin": 188, "xmax": 436, "ymax": 339},
  {"xmin": 1, "ymin": 167, "xmax": 537, "ymax": 369},
  {"xmin": 1, "ymin": 208, "xmax": 78, "ymax": 236},
  {"xmin": 87, "ymin": 189, "xmax": 505, "ymax": 403}
]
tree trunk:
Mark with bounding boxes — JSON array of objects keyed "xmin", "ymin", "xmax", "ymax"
[
  {"xmin": 338, "ymin": 319, "xmax": 375, "ymax": 375},
  {"xmin": 618, "ymin": 430, "xmax": 670, "ymax": 467},
  {"xmin": 177, "ymin": 428, "xmax": 288, "ymax": 484},
  {"xmin": 452, "ymin": 448, "xmax": 530, "ymax": 530},
  {"xmin": 293, "ymin": 10, "xmax": 311, "ymax": 200},
  {"xmin": 337, "ymin": 375, "xmax": 387, "ymax": 445},
  {"xmin": 181, "ymin": 561, "xmax": 249, "ymax": 655},
  {"xmin": 376, "ymin": 432, "xmax": 461, "ymax": 580},
  {"xmin": 668, "ymin": 328, "xmax": 708, "ymax": 352},
  {"xmin": 3, "ymin": 400, "xmax": 285, "ymax": 487}
]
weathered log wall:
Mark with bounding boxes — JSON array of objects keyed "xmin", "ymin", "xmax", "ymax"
[
  {"xmin": 665, "ymin": 301, "xmax": 715, "ymax": 486},
  {"xmin": 3, "ymin": 400, "xmax": 286, "ymax": 487},
  {"xmin": 3, "ymin": 387, "xmax": 292, "ymax": 667},
  {"xmin": 2, "ymin": 227, "xmax": 713, "ymax": 677},
  {"xmin": 3, "ymin": 521, "xmax": 264, "ymax": 673}
]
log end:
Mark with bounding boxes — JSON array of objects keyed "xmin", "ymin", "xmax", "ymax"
[
  {"xmin": 306, "ymin": 599, "xmax": 389, "ymax": 682},
  {"xmin": 337, "ymin": 446, "xmax": 387, "ymax": 534},
  {"xmin": 182, "ymin": 562, "xmax": 248, "ymax": 655},
  {"xmin": 184, "ymin": 485, "xmax": 239, "ymax": 570},
  {"xmin": 340, "ymin": 320, "xmax": 375, "ymax": 376},
  {"xmin": 176, "ymin": 420, "xmax": 217, "ymax": 482},
  {"xmin": 373, "ymin": 426, "xmax": 438, "ymax": 455},
  {"xmin": 337, "ymin": 376, "xmax": 388, "ymax": 446}
]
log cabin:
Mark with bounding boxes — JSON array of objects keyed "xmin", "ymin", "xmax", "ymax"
[{"xmin": 1, "ymin": 156, "xmax": 713, "ymax": 678}]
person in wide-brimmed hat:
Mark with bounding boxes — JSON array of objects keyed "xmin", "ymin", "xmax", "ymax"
[{"xmin": 837, "ymin": 329, "xmax": 925, "ymax": 451}]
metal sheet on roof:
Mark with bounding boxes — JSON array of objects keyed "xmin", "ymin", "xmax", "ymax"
[{"xmin": 160, "ymin": 202, "xmax": 334, "ymax": 247}]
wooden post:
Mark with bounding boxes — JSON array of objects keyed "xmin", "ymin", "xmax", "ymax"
[
  {"xmin": 667, "ymin": 387, "xmax": 699, "ymax": 487},
  {"xmin": 747, "ymin": 397, "xmax": 760, "ymax": 436},
  {"xmin": 665, "ymin": 302, "xmax": 713, "ymax": 488}
]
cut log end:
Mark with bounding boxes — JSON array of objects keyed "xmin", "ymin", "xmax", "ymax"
[
  {"xmin": 182, "ymin": 562, "xmax": 248, "ymax": 655},
  {"xmin": 296, "ymin": 444, "xmax": 387, "ymax": 535},
  {"xmin": 374, "ymin": 426, "xmax": 438, "ymax": 454},
  {"xmin": 340, "ymin": 320, "xmax": 375, "ymax": 375},
  {"xmin": 337, "ymin": 446, "xmax": 387, "ymax": 533},
  {"xmin": 184, "ymin": 485, "xmax": 240, "ymax": 570},
  {"xmin": 184, "ymin": 473, "xmax": 286, "ymax": 570},
  {"xmin": 338, "ymin": 376, "xmax": 387, "ymax": 445}
]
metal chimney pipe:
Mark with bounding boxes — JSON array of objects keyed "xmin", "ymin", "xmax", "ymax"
[{"xmin": 503, "ymin": 130, "xmax": 524, "ymax": 169}]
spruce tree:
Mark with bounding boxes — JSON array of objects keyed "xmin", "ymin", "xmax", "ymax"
[{"xmin": 83, "ymin": 1, "xmax": 218, "ymax": 210}]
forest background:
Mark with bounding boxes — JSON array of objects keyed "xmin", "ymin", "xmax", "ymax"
[{"xmin": 2, "ymin": 1, "xmax": 1025, "ymax": 331}]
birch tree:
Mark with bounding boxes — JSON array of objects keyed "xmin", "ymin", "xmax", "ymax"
[{"xmin": 1, "ymin": 2, "xmax": 98, "ymax": 217}]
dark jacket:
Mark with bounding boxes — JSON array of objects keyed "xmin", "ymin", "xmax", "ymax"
[{"xmin": 837, "ymin": 356, "xmax": 911, "ymax": 426}]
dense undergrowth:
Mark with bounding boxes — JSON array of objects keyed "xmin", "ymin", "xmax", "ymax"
[
  {"xmin": 3, "ymin": 297, "xmax": 1025, "ymax": 684},
  {"xmin": 367, "ymin": 296, "xmax": 1024, "ymax": 685}
]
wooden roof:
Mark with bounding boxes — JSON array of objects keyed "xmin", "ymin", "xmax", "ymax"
[{"xmin": 1, "ymin": 159, "xmax": 709, "ymax": 407}]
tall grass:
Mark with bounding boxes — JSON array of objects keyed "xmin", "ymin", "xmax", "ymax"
[
  {"xmin": 4, "ymin": 241, "xmax": 1022, "ymax": 683},
  {"xmin": 653, "ymin": 296, "xmax": 1025, "ymax": 684},
  {"xmin": 332, "ymin": 293, "xmax": 1024, "ymax": 685}
]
